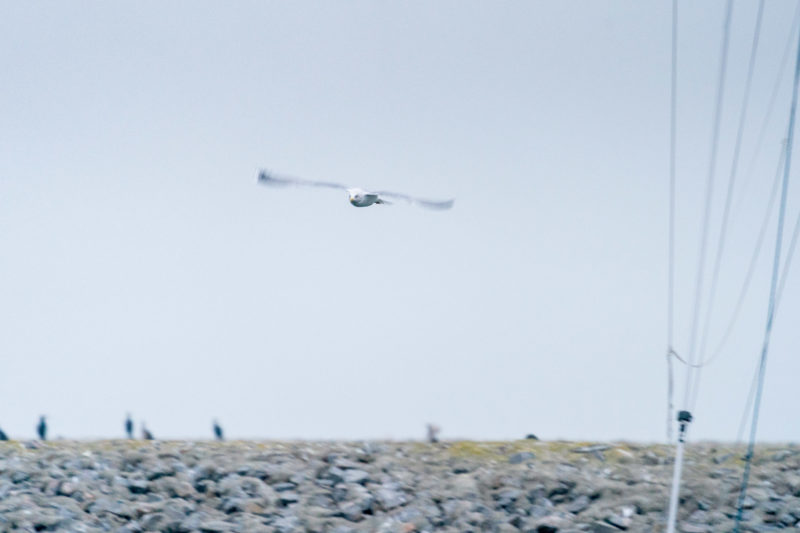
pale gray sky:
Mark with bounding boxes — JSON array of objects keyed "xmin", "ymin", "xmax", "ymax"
[{"xmin": 1, "ymin": 1, "xmax": 799, "ymax": 442}]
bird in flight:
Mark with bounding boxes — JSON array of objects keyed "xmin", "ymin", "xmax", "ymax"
[{"xmin": 257, "ymin": 170, "xmax": 454, "ymax": 210}]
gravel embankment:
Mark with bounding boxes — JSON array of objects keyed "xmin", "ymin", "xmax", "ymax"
[{"xmin": 1, "ymin": 440, "xmax": 799, "ymax": 532}]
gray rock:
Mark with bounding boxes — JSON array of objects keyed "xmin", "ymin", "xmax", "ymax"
[
  {"xmin": 87, "ymin": 497, "xmax": 135, "ymax": 518},
  {"xmin": 679, "ymin": 523, "xmax": 711, "ymax": 533},
  {"xmin": 145, "ymin": 461, "xmax": 175, "ymax": 481},
  {"xmin": 30, "ymin": 511, "xmax": 65, "ymax": 530},
  {"xmin": 771, "ymin": 450, "xmax": 794, "ymax": 462},
  {"xmin": 279, "ymin": 491, "xmax": 300, "ymax": 505},
  {"xmin": 337, "ymin": 483, "xmax": 374, "ymax": 516},
  {"xmin": 446, "ymin": 474, "xmax": 480, "ymax": 499},
  {"xmin": 591, "ymin": 521, "xmax": 624, "ymax": 533},
  {"xmin": 642, "ymin": 451, "xmax": 661, "ymax": 465},
  {"xmin": 548, "ymin": 481, "xmax": 574, "ymax": 503},
  {"xmin": 495, "ymin": 487, "xmax": 523, "ymax": 509},
  {"xmin": 117, "ymin": 522, "xmax": 144, "ymax": 533},
  {"xmin": 159, "ymin": 477, "xmax": 196, "ymax": 499},
  {"xmin": 778, "ymin": 512, "xmax": 797, "ymax": 526},
  {"xmin": 376, "ymin": 485, "xmax": 408, "ymax": 510},
  {"xmin": 339, "ymin": 501, "xmax": 366, "ymax": 522},
  {"xmin": 604, "ymin": 513, "xmax": 631, "ymax": 530},
  {"xmin": 140, "ymin": 513, "xmax": 170, "ymax": 531},
  {"xmin": 199, "ymin": 519, "xmax": 235, "ymax": 532},
  {"xmin": 509, "ymin": 452, "xmax": 535, "ymax": 464},
  {"xmin": 566, "ymin": 494, "xmax": 591, "ymax": 514},
  {"xmin": 272, "ymin": 515, "xmax": 303, "ymax": 533},
  {"xmin": 712, "ymin": 453, "xmax": 733, "ymax": 464},
  {"xmin": 342, "ymin": 469, "xmax": 370, "ymax": 484},
  {"xmin": 10, "ymin": 469, "xmax": 31, "ymax": 483},
  {"xmin": 329, "ymin": 526, "xmax": 358, "ymax": 533},
  {"xmin": 529, "ymin": 503, "xmax": 554, "ymax": 518},
  {"xmin": 307, "ymin": 492, "xmax": 336, "ymax": 509},
  {"xmin": 218, "ymin": 475, "xmax": 278, "ymax": 505},
  {"xmin": 573, "ymin": 445, "xmax": 611, "ymax": 454},
  {"xmin": 333, "ymin": 457, "xmax": 363, "ymax": 470},
  {"xmin": 325, "ymin": 466, "xmax": 346, "ymax": 484},
  {"xmin": 57, "ymin": 480, "xmax": 77, "ymax": 496},
  {"xmin": 127, "ymin": 478, "xmax": 149, "ymax": 494},
  {"xmin": 441, "ymin": 497, "xmax": 469, "ymax": 515},
  {"xmin": 521, "ymin": 515, "xmax": 571, "ymax": 533}
]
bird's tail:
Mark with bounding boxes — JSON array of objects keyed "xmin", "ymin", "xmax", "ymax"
[{"xmin": 375, "ymin": 198, "xmax": 392, "ymax": 205}]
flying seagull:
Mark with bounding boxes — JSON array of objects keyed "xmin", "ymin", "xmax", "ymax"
[{"xmin": 257, "ymin": 170, "xmax": 454, "ymax": 210}]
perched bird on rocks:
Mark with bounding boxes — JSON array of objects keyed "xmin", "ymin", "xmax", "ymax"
[
  {"xmin": 141, "ymin": 424, "xmax": 154, "ymax": 440},
  {"xmin": 213, "ymin": 420, "xmax": 224, "ymax": 441},
  {"xmin": 37, "ymin": 416, "xmax": 47, "ymax": 441},
  {"xmin": 525, "ymin": 434, "xmax": 539, "ymax": 440},
  {"xmin": 125, "ymin": 414, "xmax": 133, "ymax": 439},
  {"xmin": 0, "ymin": 426, "xmax": 8, "ymax": 441},
  {"xmin": 258, "ymin": 170, "xmax": 455, "ymax": 210},
  {"xmin": 426, "ymin": 423, "xmax": 441, "ymax": 443}
]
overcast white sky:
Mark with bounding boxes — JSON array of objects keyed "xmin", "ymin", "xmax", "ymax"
[{"xmin": 1, "ymin": 1, "xmax": 799, "ymax": 442}]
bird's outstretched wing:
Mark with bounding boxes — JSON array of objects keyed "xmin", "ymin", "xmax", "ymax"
[
  {"xmin": 376, "ymin": 190, "xmax": 455, "ymax": 210},
  {"xmin": 257, "ymin": 170, "xmax": 348, "ymax": 191}
]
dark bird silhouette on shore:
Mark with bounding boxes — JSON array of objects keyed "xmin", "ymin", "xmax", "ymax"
[
  {"xmin": 213, "ymin": 420, "xmax": 224, "ymax": 441},
  {"xmin": 125, "ymin": 414, "xmax": 133, "ymax": 439},
  {"xmin": 0, "ymin": 427, "xmax": 8, "ymax": 441},
  {"xmin": 525, "ymin": 434, "xmax": 539, "ymax": 440},
  {"xmin": 141, "ymin": 423, "xmax": 154, "ymax": 441},
  {"xmin": 37, "ymin": 416, "xmax": 47, "ymax": 441}
]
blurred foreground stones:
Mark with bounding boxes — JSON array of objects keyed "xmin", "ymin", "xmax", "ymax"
[{"xmin": 1, "ymin": 440, "xmax": 799, "ymax": 532}]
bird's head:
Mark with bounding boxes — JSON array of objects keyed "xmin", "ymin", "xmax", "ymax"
[{"xmin": 347, "ymin": 187, "xmax": 365, "ymax": 204}]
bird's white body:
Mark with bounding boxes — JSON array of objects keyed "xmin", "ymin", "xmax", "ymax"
[{"xmin": 347, "ymin": 187, "xmax": 384, "ymax": 207}]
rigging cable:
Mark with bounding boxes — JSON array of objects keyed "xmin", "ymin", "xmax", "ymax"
[
  {"xmin": 677, "ymin": 2, "xmax": 800, "ymax": 373},
  {"xmin": 774, "ymin": 199, "xmax": 800, "ymax": 312},
  {"xmin": 704, "ymin": 140, "xmax": 785, "ymax": 368},
  {"xmin": 670, "ymin": 0, "xmax": 800, "ymax": 374},
  {"xmin": 666, "ymin": 0, "xmax": 678, "ymax": 443},
  {"xmin": 736, "ymin": 144, "xmax": 800, "ymax": 444},
  {"xmin": 682, "ymin": 0, "xmax": 733, "ymax": 397},
  {"xmin": 735, "ymin": 200, "xmax": 800, "ymax": 445},
  {"xmin": 736, "ymin": 362, "xmax": 759, "ymax": 445},
  {"xmin": 733, "ymin": 12, "xmax": 800, "ymax": 531},
  {"xmin": 689, "ymin": 0, "xmax": 766, "ymax": 411},
  {"xmin": 666, "ymin": 2, "xmax": 735, "ymax": 532},
  {"xmin": 736, "ymin": 2, "xmax": 800, "ymax": 215}
]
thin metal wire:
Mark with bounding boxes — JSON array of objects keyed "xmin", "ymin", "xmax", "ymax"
[
  {"xmin": 775, "ymin": 203, "xmax": 800, "ymax": 312},
  {"xmin": 736, "ymin": 209, "xmax": 798, "ymax": 445},
  {"xmin": 733, "ymin": 14, "xmax": 800, "ymax": 530},
  {"xmin": 703, "ymin": 140, "xmax": 785, "ymax": 367},
  {"xmin": 681, "ymin": 0, "xmax": 734, "ymax": 408},
  {"xmin": 672, "ymin": 0, "xmax": 800, "ymax": 373},
  {"xmin": 690, "ymin": 0, "xmax": 766, "ymax": 411},
  {"xmin": 736, "ymin": 2, "xmax": 800, "ymax": 215},
  {"xmin": 734, "ymin": 145, "xmax": 797, "ymax": 448},
  {"xmin": 666, "ymin": 0, "xmax": 679, "ymax": 443},
  {"xmin": 667, "ymin": 3, "xmax": 734, "ymax": 532},
  {"xmin": 736, "ymin": 364, "xmax": 759, "ymax": 444}
]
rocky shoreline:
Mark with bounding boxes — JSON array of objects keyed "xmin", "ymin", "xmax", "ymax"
[{"xmin": 1, "ymin": 440, "xmax": 798, "ymax": 532}]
